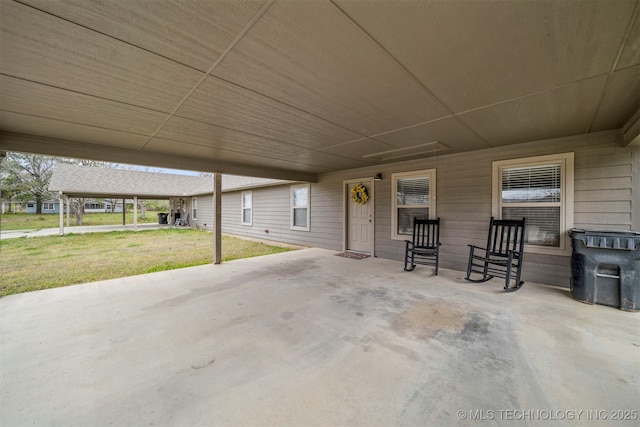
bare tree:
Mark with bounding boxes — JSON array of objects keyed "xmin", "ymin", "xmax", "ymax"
[
  {"xmin": 138, "ymin": 199, "xmax": 147, "ymax": 219},
  {"xmin": 0, "ymin": 153, "xmax": 56, "ymax": 214},
  {"xmin": 71, "ymin": 198, "xmax": 88, "ymax": 225},
  {"xmin": 59, "ymin": 158, "xmax": 126, "ymax": 223}
]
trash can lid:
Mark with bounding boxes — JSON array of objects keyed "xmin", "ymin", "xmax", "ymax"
[
  {"xmin": 569, "ymin": 228, "xmax": 640, "ymax": 236},
  {"xmin": 569, "ymin": 229, "xmax": 640, "ymax": 250}
]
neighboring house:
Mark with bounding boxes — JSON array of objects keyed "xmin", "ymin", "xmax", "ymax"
[
  {"xmin": 50, "ymin": 131, "xmax": 636, "ymax": 289},
  {"xmin": 23, "ymin": 199, "xmax": 124, "ymax": 214},
  {"xmin": 48, "ymin": 164, "xmax": 291, "ymax": 228}
]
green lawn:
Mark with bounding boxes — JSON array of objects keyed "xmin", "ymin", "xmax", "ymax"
[
  {"xmin": 0, "ymin": 228, "xmax": 294, "ymax": 296},
  {"xmin": 0, "ymin": 212, "xmax": 157, "ymax": 231}
]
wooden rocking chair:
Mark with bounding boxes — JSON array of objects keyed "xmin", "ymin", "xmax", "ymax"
[
  {"xmin": 404, "ymin": 217, "xmax": 441, "ymax": 275},
  {"xmin": 466, "ymin": 217, "xmax": 526, "ymax": 292}
]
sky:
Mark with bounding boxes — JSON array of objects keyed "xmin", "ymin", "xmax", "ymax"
[{"xmin": 142, "ymin": 167, "xmax": 200, "ymax": 176}]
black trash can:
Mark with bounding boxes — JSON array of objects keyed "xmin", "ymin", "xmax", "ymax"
[
  {"xmin": 569, "ymin": 229, "xmax": 640, "ymax": 312},
  {"xmin": 157, "ymin": 212, "xmax": 168, "ymax": 224}
]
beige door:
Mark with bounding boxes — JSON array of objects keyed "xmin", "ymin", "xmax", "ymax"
[{"xmin": 346, "ymin": 179, "xmax": 374, "ymax": 254}]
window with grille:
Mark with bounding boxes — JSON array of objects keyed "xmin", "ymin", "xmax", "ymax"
[
  {"xmin": 291, "ymin": 184, "xmax": 310, "ymax": 231},
  {"xmin": 493, "ymin": 153, "xmax": 574, "ymax": 255},
  {"xmin": 392, "ymin": 169, "xmax": 436, "ymax": 240},
  {"xmin": 241, "ymin": 191, "xmax": 252, "ymax": 225},
  {"xmin": 85, "ymin": 202, "xmax": 104, "ymax": 210}
]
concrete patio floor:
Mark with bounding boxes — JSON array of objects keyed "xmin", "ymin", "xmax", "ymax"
[{"xmin": 1, "ymin": 248, "xmax": 638, "ymax": 426}]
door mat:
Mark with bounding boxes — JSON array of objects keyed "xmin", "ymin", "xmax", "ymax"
[{"xmin": 334, "ymin": 251, "xmax": 370, "ymax": 260}]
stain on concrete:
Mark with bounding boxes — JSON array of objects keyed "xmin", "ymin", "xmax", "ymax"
[
  {"xmin": 376, "ymin": 341, "xmax": 420, "ymax": 361},
  {"xmin": 144, "ymin": 260, "xmax": 320, "ymax": 311},
  {"xmin": 343, "ymin": 334, "xmax": 376, "ymax": 354},
  {"xmin": 409, "ymin": 292, "xmax": 426, "ymax": 300},
  {"xmin": 459, "ymin": 313, "xmax": 490, "ymax": 342},
  {"xmin": 391, "ymin": 299, "xmax": 467, "ymax": 339},
  {"xmin": 280, "ymin": 311, "xmax": 294, "ymax": 320},
  {"xmin": 191, "ymin": 358, "xmax": 215, "ymax": 370},
  {"xmin": 329, "ymin": 295, "xmax": 348, "ymax": 304}
]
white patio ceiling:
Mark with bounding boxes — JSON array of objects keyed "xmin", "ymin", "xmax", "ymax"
[{"xmin": 1, "ymin": 0, "xmax": 639, "ymax": 181}]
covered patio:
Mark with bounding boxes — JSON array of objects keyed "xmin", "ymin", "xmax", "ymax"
[{"xmin": 1, "ymin": 248, "xmax": 637, "ymax": 426}]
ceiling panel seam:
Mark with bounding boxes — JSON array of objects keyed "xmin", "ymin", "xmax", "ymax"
[
  {"xmin": 166, "ymin": 113, "xmax": 377, "ymax": 157},
  {"xmin": 151, "ymin": 135, "xmax": 373, "ymax": 170},
  {"xmin": 327, "ymin": 0, "xmax": 491, "ymax": 148},
  {"xmin": 586, "ymin": 0, "xmax": 640, "ymax": 133},
  {"xmin": 0, "ymin": 109, "xmax": 154, "ymax": 138},
  {"xmin": 12, "ymin": 0, "xmax": 205, "ymax": 73},
  {"xmin": 140, "ymin": 0, "xmax": 276, "ymax": 151},
  {"xmin": 454, "ymin": 74, "xmax": 610, "ymax": 117},
  {"xmin": 0, "ymin": 74, "xmax": 173, "ymax": 115},
  {"xmin": 200, "ymin": 75, "xmax": 372, "ymax": 145}
]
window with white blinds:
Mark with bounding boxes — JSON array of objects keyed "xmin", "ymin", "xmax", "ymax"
[
  {"xmin": 192, "ymin": 197, "xmax": 197, "ymax": 220},
  {"xmin": 291, "ymin": 184, "xmax": 310, "ymax": 231},
  {"xmin": 493, "ymin": 153, "xmax": 574, "ymax": 255},
  {"xmin": 392, "ymin": 169, "xmax": 436, "ymax": 240}
]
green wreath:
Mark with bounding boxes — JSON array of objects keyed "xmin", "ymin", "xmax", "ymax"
[{"xmin": 351, "ymin": 183, "xmax": 369, "ymax": 204}]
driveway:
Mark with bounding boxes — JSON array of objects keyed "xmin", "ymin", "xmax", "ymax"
[
  {"xmin": 1, "ymin": 248, "xmax": 638, "ymax": 426},
  {"xmin": 0, "ymin": 222, "xmax": 169, "ymax": 240}
]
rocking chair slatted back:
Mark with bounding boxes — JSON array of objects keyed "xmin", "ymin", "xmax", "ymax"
[
  {"xmin": 466, "ymin": 216, "xmax": 526, "ymax": 291},
  {"xmin": 413, "ymin": 218, "xmax": 440, "ymax": 248},
  {"xmin": 404, "ymin": 217, "xmax": 441, "ymax": 275},
  {"xmin": 488, "ymin": 218, "xmax": 526, "ymax": 257}
]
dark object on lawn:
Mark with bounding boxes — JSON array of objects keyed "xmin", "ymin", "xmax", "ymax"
[{"xmin": 157, "ymin": 213, "xmax": 168, "ymax": 224}]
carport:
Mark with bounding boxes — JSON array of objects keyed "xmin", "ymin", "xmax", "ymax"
[
  {"xmin": 1, "ymin": 248, "xmax": 638, "ymax": 426},
  {"xmin": 0, "ymin": 1, "xmax": 639, "ymax": 425},
  {"xmin": 47, "ymin": 163, "xmax": 216, "ymax": 237}
]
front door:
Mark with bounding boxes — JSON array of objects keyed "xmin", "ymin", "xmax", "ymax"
[{"xmin": 346, "ymin": 179, "xmax": 374, "ymax": 254}]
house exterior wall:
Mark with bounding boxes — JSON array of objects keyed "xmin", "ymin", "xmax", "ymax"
[
  {"xmin": 220, "ymin": 184, "xmax": 343, "ymax": 249},
  {"xmin": 24, "ymin": 200, "xmax": 124, "ymax": 214},
  {"xmin": 192, "ymin": 194, "xmax": 214, "ymax": 230},
  {"xmin": 26, "ymin": 201, "xmax": 61, "ymax": 214},
  {"xmin": 220, "ymin": 130, "xmax": 636, "ymax": 288}
]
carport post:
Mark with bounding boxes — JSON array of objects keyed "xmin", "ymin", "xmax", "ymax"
[
  {"xmin": 213, "ymin": 172, "xmax": 221, "ymax": 264},
  {"xmin": 66, "ymin": 197, "xmax": 70, "ymax": 227},
  {"xmin": 133, "ymin": 196, "xmax": 138, "ymax": 231},
  {"xmin": 122, "ymin": 198, "xmax": 125, "ymax": 225},
  {"xmin": 58, "ymin": 192, "xmax": 64, "ymax": 236}
]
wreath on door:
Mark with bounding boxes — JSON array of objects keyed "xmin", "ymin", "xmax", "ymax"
[{"xmin": 351, "ymin": 183, "xmax": 369, "ymax": 204}]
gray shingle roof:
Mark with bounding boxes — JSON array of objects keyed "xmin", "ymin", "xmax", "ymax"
[{"xmin": 49, "ymin": 164, "xmax": 292, "ymax": 198}]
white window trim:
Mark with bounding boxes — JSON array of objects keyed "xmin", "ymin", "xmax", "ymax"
[
  {"xmin": 241, "ymin": 190, "xmax": 252, "ymax": 226},
  {"xmin": 391, "ymin": 169, "xmax": 437, "ymax": 240},
  {"xmin": 290, "ymin": 183, "xmax": 310, "ymax": 231},
  {"xmin": 192, "ymin": 197, "xmax": 197, "ymax": 220},
  {"xmin": 492, "ymin": 152, "xmax": 574, "ymax": 256}
]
